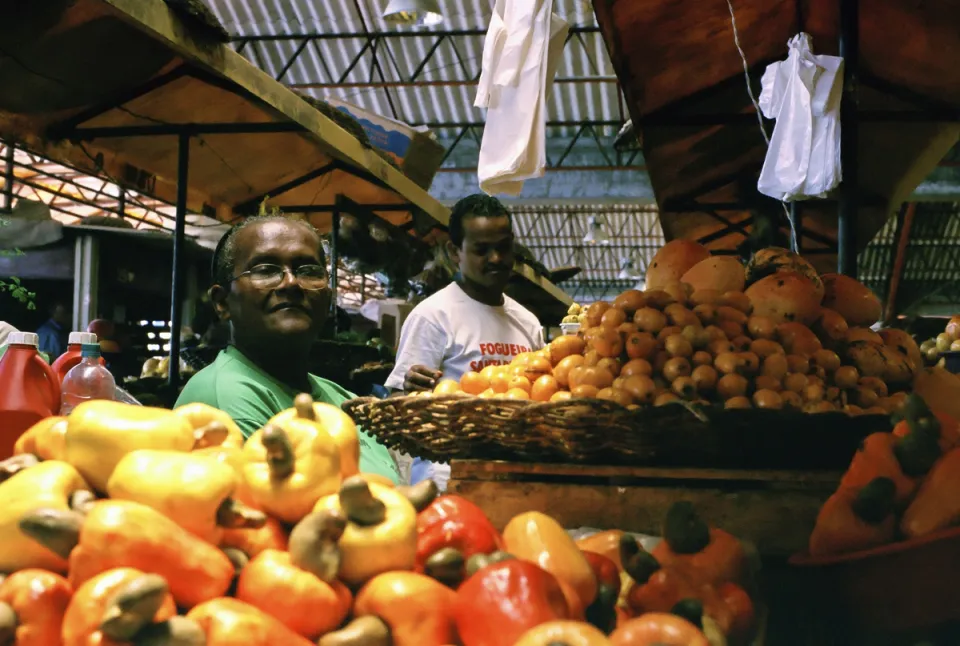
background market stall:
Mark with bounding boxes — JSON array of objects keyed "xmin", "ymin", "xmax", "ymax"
[
  {"xmin": 593, "ymin": 0, "xmax": 960, "ymax": 276},
  {"xmin": 0, "ymin": 0, "xmax": 571, "ymax": 393}
]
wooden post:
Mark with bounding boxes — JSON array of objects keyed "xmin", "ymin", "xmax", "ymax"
[
  {"xmin": 838, "ymin": 0, "xmax": 859, "ymax": 276},
  {"xmin": 884, "ymin": 203, "xmax": 915, "ymax": 324},
  {"xmin": 168, "ymin": 133, "xmax": 190, "ymax": 392}
]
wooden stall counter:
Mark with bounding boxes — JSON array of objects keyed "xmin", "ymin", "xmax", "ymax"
[{"xmin": 447, "ymin": 460, "xmax": 840, "ymax": 556}]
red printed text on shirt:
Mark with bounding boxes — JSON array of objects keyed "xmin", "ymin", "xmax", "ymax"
[{"xmin": 469, "ymin": 342, "xmax": 531, "ymax": 372}]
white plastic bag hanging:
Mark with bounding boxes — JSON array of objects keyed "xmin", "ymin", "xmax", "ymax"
[
  {"xmin": 757, "ymin": 33, "xmax": 844, "ymax": 202},
  {"xmin": 475, "ymin": 0, "xmax": 569, "ymax": 196}
]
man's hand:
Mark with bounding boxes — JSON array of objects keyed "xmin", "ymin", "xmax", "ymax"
[{"xmin": 404, "ymin": 365, "xmax": 443, "ymax": 393}]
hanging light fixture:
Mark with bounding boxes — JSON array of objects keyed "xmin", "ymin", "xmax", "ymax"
[
  {"xmin": 583, "ymin": 215, "xmax": 610, "ymax": 245},
  {"xmin": 617, "ymin": 254, "xmax": 639, "ymax": 280},
  {"xmin": 383, "ymin": 0, "xmax": 444, "ymax": 27}
]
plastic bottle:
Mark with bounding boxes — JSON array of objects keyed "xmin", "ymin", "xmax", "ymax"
[
  {"xmin": 52, "ymin": 332, "xmax": 103, "ymax": 384},
  {"xmin": 60, "ymin": 343, "xmax": 116, "ymax": 415},
  {"xmin": 0, "ymin": 332, "xmax": 61, "ymax": 459}
]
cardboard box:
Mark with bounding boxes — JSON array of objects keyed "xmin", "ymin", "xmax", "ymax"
[
  {"xmin": 378, "ymin": 300, "xmax": 415, "ymax": 350},
  {"xmin": 324, "ymin": 97, "xmax": 446, "ymax": 191}
]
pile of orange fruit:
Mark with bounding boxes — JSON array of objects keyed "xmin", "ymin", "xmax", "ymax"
[
  {"xmin": 430, "ymin": 282, "xmax": 920, "ymax": 414},
  {"xmin": 433, "ymin": 342, "xmax": 576, "ymax": 403}
]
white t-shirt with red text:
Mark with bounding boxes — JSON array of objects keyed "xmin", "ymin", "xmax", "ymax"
[{"xmin": 385, "ymin": 282, "xmax": 545, "ymax": 388}]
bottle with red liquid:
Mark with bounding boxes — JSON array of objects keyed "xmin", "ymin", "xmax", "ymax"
[
  {"xmin": 51, "ymin": 331, "xmax": 102, "ymax": 384},
  {"xmin": 60, "ymin": 344, "xmax": 116, "ymax": 416},
  {"xmin": 0, "ymin": 332, "xmax": 61, "ymax": 459}
]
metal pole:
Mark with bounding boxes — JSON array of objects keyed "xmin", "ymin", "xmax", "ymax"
[
  {"xmin": 117, "ymin": 189, "xmax": 126, "ymax": 221},
  {"xmin": 838, "ymin": 0, "xmax": 859, "ymax": 277},
  {"xmin": 288, "ymin": 77, "xmax": 619, "ymax": 90},
  {"xmin": 884, "ymin": 203, "xmax": 915, "ymax": 323},
  {"xmin": 168, "ymin": 134, "xmax": 190, "ymax": 393},
  {"xmin": 230, "ymin": 25, "xmax": 599, "ymax": 42},
  {"xmin": 73, "ymin": 235, "xmax": 99, "ymax": 332},
  {"xmin": 790, "ymin": 202, "xmax": 802, "ymax": 253},
  {"xmin": 330, "ymin": 196, "xmax": 341, "ymax": 337},
  {"xmin": 2, "ymin": 143, "xmax": 14, "ymax": 212}
]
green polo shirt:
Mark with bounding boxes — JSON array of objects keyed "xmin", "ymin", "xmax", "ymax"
[{"xmin": 175, "ymin": 346, "xmax": 399, "ymax": 484}]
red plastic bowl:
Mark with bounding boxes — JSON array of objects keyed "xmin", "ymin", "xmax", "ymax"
[{"xmin": 789, "ymin": 526, "xmax": 960, "ymax": 631}]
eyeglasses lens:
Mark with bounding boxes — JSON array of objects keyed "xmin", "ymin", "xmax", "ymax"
[{"xmin": 247, "ymin": 265, "xmax": 328, "ymax": 290}]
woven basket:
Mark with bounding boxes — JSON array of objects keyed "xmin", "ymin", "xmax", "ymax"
[
  {"xmin": 343, "ymin": 395, "xmax": 656, "ymax": 463},
  {"xmin": 342, "ymin": 396, "xmax": 892, "ymax": 469}
]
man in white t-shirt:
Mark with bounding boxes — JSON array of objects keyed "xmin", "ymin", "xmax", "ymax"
[{"xmin": 385, "ymin": 194, "xmax": 544, "ymax": 488}]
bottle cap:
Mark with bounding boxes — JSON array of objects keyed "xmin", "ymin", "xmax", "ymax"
[
  {"xmin": 7, "ymin": 332, "xmax": 39, "ymax": 347},
  {"xmin": 80, "ymin": 343, "xmax": 101, "ymax": 358},
  {"xmin": 69, "ymin": 332, "xmax": 98, "ymax": 345}
]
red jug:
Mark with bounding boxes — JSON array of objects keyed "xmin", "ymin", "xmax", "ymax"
[
  {"xmin": 52, "ymin": 331, "xmax": 102, "ymax": 383},
  {"xmin": 0, "ymin": 332, "xmax": 61, "ymax": 459}
]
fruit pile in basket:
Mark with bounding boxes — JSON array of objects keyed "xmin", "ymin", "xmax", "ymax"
[
  {"xmin": 1, "ymin": 397, "xmax": 757, "ymax": 645},
  {"xmin": 436, "ymin": 243, "xmax": 921, "ymax": 415},
  {"xmin": 919, "ymin": 315, "xmax": 960, "ymax": 366}
]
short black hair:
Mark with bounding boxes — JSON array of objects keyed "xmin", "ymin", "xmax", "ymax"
[
  {"xmin": 448, "ymin": 194, "xmax": 512, "ymax": 248},
  {"xmin": 210, "ymin": 214, "xmax": 324, "ymax": 286}
]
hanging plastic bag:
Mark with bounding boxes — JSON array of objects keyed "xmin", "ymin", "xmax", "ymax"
[
  {"xmin": 475, "ymin": 0, "xmax": 569, "ymax": 196},
  {"xmin": 757, "ymin": 33, "xmax": 844, "ymax": 202}
]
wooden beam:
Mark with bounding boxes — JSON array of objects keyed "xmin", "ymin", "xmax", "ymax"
[
  {"xmin": 100, "ymin": 0, "xmax": 451, "ymax": 228},
  {"xmin": 884, "ymin": 203, "xmax": 916, "ymax": 323}
]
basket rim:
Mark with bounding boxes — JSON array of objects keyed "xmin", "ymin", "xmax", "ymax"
[
  {"xmin": 788, "ymin": 525, "xmax": 960, "ymax": 568},
  {"xmin": 341, "ymin": 393, "xmax": 891, "ymax": 422}
]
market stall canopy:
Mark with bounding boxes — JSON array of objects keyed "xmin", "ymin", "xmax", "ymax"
[
  {"xmin": 0, "ymin": 0, "xmax": 449, "ymax": 238},
  {"xmin": 0, "ymin": 0, "xmax": 570, "ymax": 320},
  {"xmin": 594, "ymin": 0, "xmax": 960, "ymax": 273}
]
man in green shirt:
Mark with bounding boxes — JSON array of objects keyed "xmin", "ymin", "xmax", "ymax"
[{"xmin": 176, "ymin": 215, "xmax": 400, "ymax": 484}]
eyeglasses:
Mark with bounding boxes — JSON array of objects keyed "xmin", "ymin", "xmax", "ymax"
[{"xmin": 231, "ymin": 264, "xmax": 329, "ymax": 290}]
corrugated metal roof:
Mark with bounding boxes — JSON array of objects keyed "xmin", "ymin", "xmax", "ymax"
[
  {"xmin": 203, "ymin": 0, "xmax": 621, "ymax": 136},
  {"xmin": 197, "ymin": 0, "xmax": 651, "ymax": 303},
  {"xmin": 9, "ymin": 0, "xmax": 958, "ymax": 313},
  {"xmin": 512, "ymin": 203, "xmax": 666, "ymax": 301},
  {"xmin": 859, "ymin": 202, "xmax": 960, "ymax": 315}
]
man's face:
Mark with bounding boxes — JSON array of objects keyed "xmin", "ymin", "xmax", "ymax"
[
  {"xmin": 454, "ymin": 215, "xmax": 515, "ymax": 290},
  {"xmin": 213, "ymin": 220, "xmax": 331, "ymax": 347}
]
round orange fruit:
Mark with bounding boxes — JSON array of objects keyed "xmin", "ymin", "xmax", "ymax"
[
  {"xmin": 489, "ymin": 370, "xmax": 511, "ymax": 394},
  {"xmin": 508, "ymin": 375, "xmax": 533, "ymax": 393},
  {"xmin": 613, "ymin": 289, "xmax": 647, "ymax": 314},
  {"xmin": 512, "ymin": 352, "xmax": 534, "ymax": 367},
  {"xmin": 621, "ymin": 358, "xmax": 653, "ymax": 378},
  {"xmin": 531, "ymin": 375, "xmax": 560, "ymax": 402},
  {"xmin": 600, "ymin": 307, "xmax": 628, "ymax": 329},
  {"xmin": 576, "ymin": 366, "xmax": 614, "ymax": 390},
  {"xmin": 571, "ymin": 384, "xmax": 600, "ymax": 398},
  {"xmin": 523, "ymin": 356, "xmax": 553, "ymax": 382},
  {"xmin": 584, "ymin": 302, "xmax": 612, "ymax": 327},
  {"xmin": 624, "ymin": 332, "xmax": 657, "ymax": 360},
  {"xmin": 433, "ymin": 379, "xmax": 460, "ymax": 395},
  {"xmin": 554, "ymin": 355, "xmax": 586, "ymax": 388},
  {"xmin": 591, "ymin": 327, "xmax": 623, "ymax": 358},
  {"xmin": 460, "ymin": 371, "xmax": 490, "ymax": 395},
  {"xmin": 549, "ymin": 335, "xmax": 586, "ymax": 365}
]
